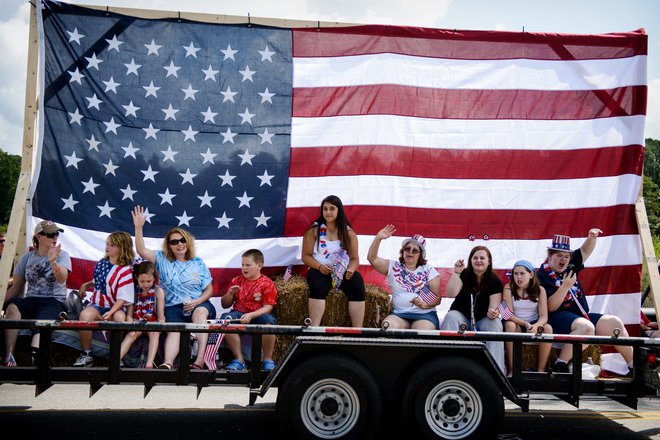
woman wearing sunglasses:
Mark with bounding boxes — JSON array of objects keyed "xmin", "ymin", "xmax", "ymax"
[
  {"xmin": 2, "ymin": 220, "xmax": 71, "ymax": 367},
  {"xmin": 367, "ymin": 225, "xmax": 441, "ymax": 330},
  {"xmin": 132, "ymin": 205, "xmax": 215, "ymax": 370}
]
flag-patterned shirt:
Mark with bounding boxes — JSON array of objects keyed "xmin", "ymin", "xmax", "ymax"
[{"xmin": 89, "ymin": 258, "xmax": 134, "ymax": 308}]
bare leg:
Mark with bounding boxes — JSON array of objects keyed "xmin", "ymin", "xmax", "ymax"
[
  {"xmin": 145, "ymin": 332, "xmax": 160, "ymax": 368},
  {"xmin": 503, "ymin": 320, "xmax": 519, "ymax": 375},
  {"xmin": 3, "ymin": 304, "xmax": 20, "ymax": 360},
  {"xmin": 224, "ymin": 333, "xmax": 244, "ymax": 363},
  {"xmin": 192, "ymin": 307, "xmax": 211, "ymax": 367},
  {"xmin": 348, "ymin": 301, "xmax": 365, "ymax": 327},
  {"xmin": 262, "ymin": 330, "xmax": 276, "ymax": 361},
  {"xmin": 411, "ymin": 319, "xmax": 436, "ymax": 330},
  {"xmin": 162, "ymin": 332, "xmax": 180, "ymax": 367},
  {"xmin": 382, "ymin": 315, "xmax": 411, "ymax": 330},
  {"xmin": 78, "ymin": 306, "xmax": 100, "ymax": 351},
  {"xmin": 596, "ymin": 315, "xmax": 633, "ymax": 363},
  {"xmin": 308, "ymin": 298, "xmax": 326, "ymax": 326},
  {"xmin": 558, "ymin": 318, "xmax": 594, "ymax": 362},
  {"xmin": 537, "ymin": 324, "xmax": 553, "ymax": 372},
  {"xmin": 120, "ymin": 331, "xmax": 141, "ymax": 359}
]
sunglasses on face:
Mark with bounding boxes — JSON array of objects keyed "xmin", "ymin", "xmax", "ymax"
[
  {"xmin": 0, "ymin": 240, "xmax": 5, "ymax": 244},
  {"xmin": 39, "ymin": 232, "xmax": 59, "ymax": 239},
  {"xmin": 403, "ymin": 246, "xmax": 420, "ymax": 254},
  {"xmin": 169, "ymin": 237, "xmax": 187, "ymax": 246}
]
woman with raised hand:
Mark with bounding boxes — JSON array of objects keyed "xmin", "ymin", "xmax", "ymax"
[
  {"xmin": 367, "ymin": 224, "xmax": 441, "ymax": 330},
  {"xmin": 132, "ymin": 205, "xmax": 215, "ymax": 370},
  {"xmin": 441, "ymin": 245, "xmax": 505, "ymax": 373}
]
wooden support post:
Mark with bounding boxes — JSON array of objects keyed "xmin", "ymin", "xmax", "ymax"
[
  {"xmin": 635, "ymin": 196, "xmax": 660, "ymax": 321},
  {"xmin": 0, "ymin": 2, "xmax": 38, "ymax": 306}
]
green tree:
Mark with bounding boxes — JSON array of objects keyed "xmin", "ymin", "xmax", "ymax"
[
  {"xmin": 644, "ymin": 138, "xmax": 660, "ymax": 184},
  {"xmin": 0, "ymin": 150, "xmax": 21, "ymax": 225},
  {"xmin": 643, "ymin": 175, "xmax": 660, "ymax": 236}
]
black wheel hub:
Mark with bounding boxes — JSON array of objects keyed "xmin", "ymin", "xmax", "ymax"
[
  {"xmin": 320, "ymin": 396, "xmax": 340, "ymax": 416},
  {"xmin": 442, "ymin": 398, "xmax": 461, "ymax": 417}
]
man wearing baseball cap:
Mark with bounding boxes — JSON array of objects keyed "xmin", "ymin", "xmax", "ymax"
[{"xmin": 2, "ymin": 220, "xmax": 71, "ymax": 367}]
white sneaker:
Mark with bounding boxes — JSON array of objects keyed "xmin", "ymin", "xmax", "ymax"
[{"xmin": 73, "ymin": 353, "xmax": 93, "ymax": 367}]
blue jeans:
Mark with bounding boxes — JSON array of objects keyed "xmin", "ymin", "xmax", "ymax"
[{"xmin": 441, "ymin": 310, "xmax": 505, "ymax": 374}]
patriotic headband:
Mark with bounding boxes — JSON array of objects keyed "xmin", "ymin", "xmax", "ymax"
[{"xmin": 512, "ymin": 260, "xmax": 534, "ymax": 272}]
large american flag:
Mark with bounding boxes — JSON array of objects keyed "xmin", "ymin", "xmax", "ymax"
[{"xmin": 29, "ymin": 1, "xmax": 646, "ymax": 326}]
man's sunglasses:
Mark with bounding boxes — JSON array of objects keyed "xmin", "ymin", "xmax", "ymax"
[
  {"xmin": 39, "ymin": 232, "xmax": 59, "ymax": 239},
  {"xmin": 169, "ymin": 237, "xmax": 187, "ymax": 246}
]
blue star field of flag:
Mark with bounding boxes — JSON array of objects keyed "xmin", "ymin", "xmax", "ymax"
[{"xmin": 32, "ymin": 1, "xmax": 292, "ymax": 240}]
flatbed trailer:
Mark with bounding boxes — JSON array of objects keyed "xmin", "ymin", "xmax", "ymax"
[{"xmin": 0, "ymin": 319, "xmax": 658, "ymax": 439}]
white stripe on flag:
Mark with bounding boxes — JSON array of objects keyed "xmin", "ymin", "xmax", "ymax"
[
  {"xmin": 293, "ymin": 54, "xmax": 647, "ymax": 90},
  {"xmin": 286, "ymin": 174, "xmax": 641, "ymax": 210},
  {"xmin": 291, "ymin": 115, "xmax": 645, "ymax": 150}
]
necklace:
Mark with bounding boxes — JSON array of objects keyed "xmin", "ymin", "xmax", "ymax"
[{"xmin": 319, "ymin": 224, "xmax": 329, "ymax": 255}]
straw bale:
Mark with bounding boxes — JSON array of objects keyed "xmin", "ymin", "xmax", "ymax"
[{"xmin": 272, "ymin": 274, "xmax": 392, "ymax": 360}]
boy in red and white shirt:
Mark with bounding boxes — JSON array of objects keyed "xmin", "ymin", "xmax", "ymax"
[{"xmin": 221, "ymin": 249, "xmax": 278, "ymax": 371}]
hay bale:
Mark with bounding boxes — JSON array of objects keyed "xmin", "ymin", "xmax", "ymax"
[{"xmin": 272, "ymin": 274, "xmax": 392, "ymax": 360}]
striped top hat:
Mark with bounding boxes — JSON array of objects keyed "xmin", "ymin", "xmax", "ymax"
[{"xmin": 548, "ymin": 234, "xmax": 571, "ymax": 252}]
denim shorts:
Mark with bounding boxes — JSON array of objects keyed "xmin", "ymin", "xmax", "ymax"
[
  {"xmin": 6, "ymin": 297, "xmax": 65, "ymax": 336},
  {"xmin": 221, "ymin": 309, "xmax": 277, "ymax": 325},
  {"xmin": 7, "ymin": 296, "xmax": 65, "ymax": 320},
  {"xmin": 549, "ymin": 311, "xmax": 603, "ymax": 335},
  {"xmin": 87, "ymin": 304, "xmax": 112, "ymax": 315},
  {"xmin": 392, "ymin": 311, "xmax": 440, "ymax": 329},
  {"xmin": 165, "ymin": 300, "xmax": 216, "ymax": 323}
]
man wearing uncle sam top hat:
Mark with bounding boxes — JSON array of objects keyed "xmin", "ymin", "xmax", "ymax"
[{"xmin": 536, "ymin": 228, "xmax": 634, "ymax": 376}]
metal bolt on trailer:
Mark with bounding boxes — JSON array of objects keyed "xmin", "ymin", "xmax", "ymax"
[{"xmin": 0, "ymin": 319, "xmax": 658, "ymax": 440}]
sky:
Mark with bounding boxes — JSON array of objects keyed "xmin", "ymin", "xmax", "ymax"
[{"xmin": 0, "ymin": 0, "xmax": 658, "ymax": 156}]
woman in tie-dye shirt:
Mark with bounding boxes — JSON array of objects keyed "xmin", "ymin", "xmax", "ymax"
[{"xmin": 132, "ymin": 205, "xmax": 215, "ymax": 370}]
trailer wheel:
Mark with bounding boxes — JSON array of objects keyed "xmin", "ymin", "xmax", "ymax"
[
  {"xmin": 277, "ymin": 353, "xmax": 382, "ymax": 440},
  {"xmin": 402, "ymin": 357, "xmax": 503, "ymax": 439}
]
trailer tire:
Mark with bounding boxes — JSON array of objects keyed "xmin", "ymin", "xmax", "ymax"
[
  {"xmin": 402, "ymin": 356, "xmax": 503, "ymax": 439},
  {"xmin": 276, "ymin": 353, "xmax": 382, "ymax": 440}
]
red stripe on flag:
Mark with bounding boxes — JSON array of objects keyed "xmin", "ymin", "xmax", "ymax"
[
  {"xmin": 289, "ymin": 145, "xmax": 643, "ymax": 180},
  {"xmin": 294, "ymin": 86, "xmax": 647, "ymax": 120},
  {"xmin": 498, "ymin": 302, "xmax": 514, "ymax": 320},
  {"xmin": 293, "ymin": 27, "xmax": 647, "ymax": 59},
  {"xmin": 283, "ymin": 205, "xmax": 639, "ymax": 240}
]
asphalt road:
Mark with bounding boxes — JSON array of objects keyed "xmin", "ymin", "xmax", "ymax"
[{"xmin": 1, "ymin": 384, "xmax": 659, "ymax": 439}]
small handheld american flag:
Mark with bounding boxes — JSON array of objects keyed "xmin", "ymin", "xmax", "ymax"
[
  {"xmin": 203, "ymin": 332, "xmax": 225, "ymax": 370},
  {"xmin": 283, "ymin": 264, "xmax": 293, "ymax": 283},
  {"xmin": 418, "ymin": 285, "xmax": 437, "ymax": 306},
  {"xmin": 498, "ymin": 302, "xmax": 514, "ymax": 320}
]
